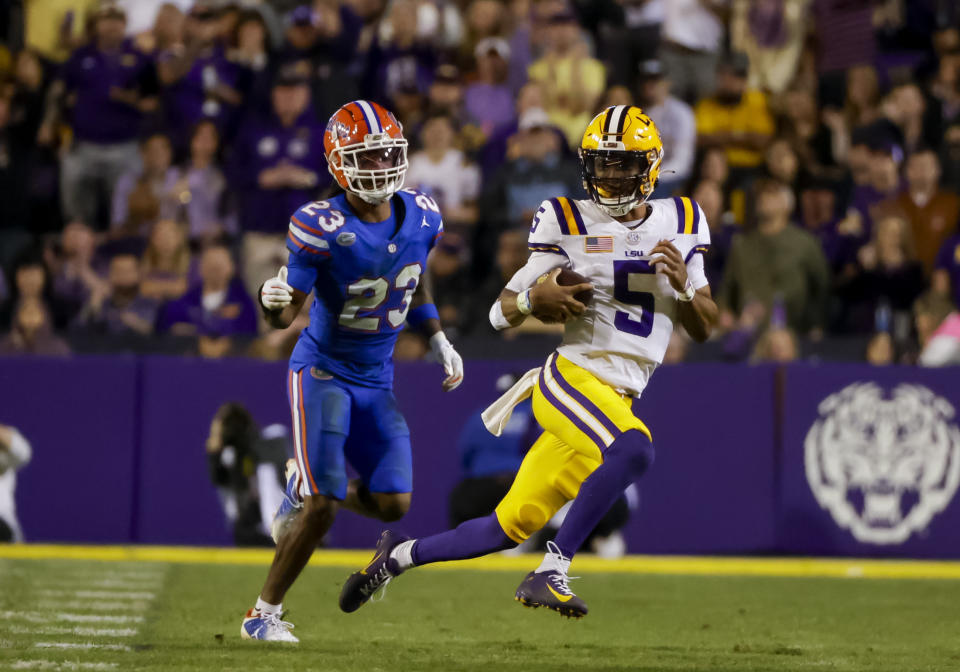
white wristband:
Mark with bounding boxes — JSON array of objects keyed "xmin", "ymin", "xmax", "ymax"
[
  {"xmin": 515, "ymin": 288, "xmax": 533, "ymax": 315},
  {"xmin": 677, "ymin": 281, "xmax": 695, "ymax": 303},
  {"xmin": 489, "ymin": 300, "xmax": 511, "ymax": 330}
]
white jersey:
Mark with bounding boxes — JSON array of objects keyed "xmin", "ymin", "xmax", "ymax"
[{"xmin": 506, "ymin": 196, "xmax": 711, "ymax": 396}]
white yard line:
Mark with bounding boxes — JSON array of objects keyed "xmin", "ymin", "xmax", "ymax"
[
  {"xmin": 1, "ymin": 612, "xmax": 145, "ymax": 624},
  {"xmin": 8, "ymin": 626, "xmax": 137, "ymax": 638},
  {"xmin": 38, "ymin": 590, "xmax": 155, "ymax": 600},
  {"xmin": 35, "ymin": 600, "xmax": 150, "ymax": 612},
  {"xmin": 34, "ymin": 642, "xmax": 132, "ymax": 652},
  {"xmin": 12, "ymin": 662, "xmax": 118, "ymax": 670}
]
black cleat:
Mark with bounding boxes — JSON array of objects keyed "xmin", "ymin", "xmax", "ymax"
[
  {"xmin": 339, "ymin": 530, "xmax": 409, "ymax": 613},
  {"xmin": 514, "ymin": 542, "xmax": 588, "ymax": 618}
]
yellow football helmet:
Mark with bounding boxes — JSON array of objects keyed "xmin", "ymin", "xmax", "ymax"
[{"xmin": 579, "ymin": 105, "xmax": 663, "ymax": 217}]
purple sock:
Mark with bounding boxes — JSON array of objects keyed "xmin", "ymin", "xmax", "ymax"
[
  {"xmin": 553, "ymin": 430, "xmax": 654, "ymax": 559},
  {"xmin": 411, "ymin": 513, "xmax": 516, "ymax": 566}
]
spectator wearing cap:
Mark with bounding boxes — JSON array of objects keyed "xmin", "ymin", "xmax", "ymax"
[
  {"xmin": 659, "ymin": 0, "xmax": 728, "ymax": 104},
  {"xmin": 730, "ymin": 0, "xmax": 808, "ymax": 95},
  {"xmin": 475, "ymin": 107, "xmax": 583, "ymax": 275},
  {"xmin": 228, "ymin": 65, "xmax": 327, "ymax": 297},
  {"xmin": 157, "ymin": 243, "xmax": 257, "ymax": 338},
  {"xmin": 405, "ymin": 115, "xmax": 480, "ymax": 232},
  {"xmin": 39, "ymin": 3, "xmax": 159, "ymax": 228},
  {"xmin": 465, "ymin": 37, "xmax": 514, "ymax": 139},
  {"xmin": 158, "ymin": 3, "xmax": 245, "ymax": 148},
  {"xmin": 718, "ymin": 179, "xmax": 830, "ymax": 337},
  {"xmin": 72, "ymin": 253, "xmax": 160, "ymax": 337},
  {"xmin": 363, "ymin": 0, "xmax": 437, "ymax": 108},
  {"xmin": 638, "ymin": 60, "xmax": 695, "ymax": 197},
  {"xmin": 527, "ymin": 10, "xmax": 606, "ymax": 148},
  {"xmin": 695, "ymin": 51, "xmax": 774, "ymax": 177},
  {"xmin": 275, "ymin": 3, "xmax": 363, "ymax": 123}
]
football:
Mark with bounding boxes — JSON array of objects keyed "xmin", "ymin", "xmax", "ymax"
[{"xmin": 555, "ymin": 267, "xmax": 594, "ymax": 306}]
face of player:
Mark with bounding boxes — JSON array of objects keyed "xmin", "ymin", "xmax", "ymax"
[
  {"xmin": 587, "ymin": 152, "xmax": 647, "ymax": 199},
  {"xmin": 346, "ymin": 146, "xmax": 405, "ymax": 191}
]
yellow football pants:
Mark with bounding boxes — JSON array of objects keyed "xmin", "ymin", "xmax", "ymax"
[{"xmin": 495, "ymin": 353, "xmax": 652, "ymax": 542}]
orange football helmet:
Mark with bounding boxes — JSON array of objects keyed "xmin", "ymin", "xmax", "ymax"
[{"xmin": 324, "ymin": 100, "xmax": 408, "ymax": 204}]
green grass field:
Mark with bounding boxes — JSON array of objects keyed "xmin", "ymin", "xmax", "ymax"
[{"xmin": 1, "ymin": 548, "xmax": 959, "ymax": 671}]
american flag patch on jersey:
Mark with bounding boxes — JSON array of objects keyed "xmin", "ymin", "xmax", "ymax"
[{"xmin": 584, "ymin": 236, "xmax": 613, "ymax": 253}]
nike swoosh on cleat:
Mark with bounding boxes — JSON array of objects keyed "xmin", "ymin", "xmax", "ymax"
[
  {"xmin": 359, "ymin": 552, "xmax": 382, "ymax": 576},
  {"xmin": 546, "ymin": 585, "xmax": 574, "ymax": 603}
]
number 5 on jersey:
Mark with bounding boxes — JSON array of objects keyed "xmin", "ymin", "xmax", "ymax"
[
  {"xmin": 613, "ymin": 260, "xmax": 655, "ymax": 338},
  {"xmin": 339, "ymin": 263, "xmax": 422, "ymax": 332}
]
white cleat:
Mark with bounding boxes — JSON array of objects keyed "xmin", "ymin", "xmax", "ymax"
[
  {"xmin": 271, "ymin": 459, "xmax": 304, "ymax": 544},
  {"xmin": 240, "ymin": 608, "xmax": 299, "ymax": 642}
]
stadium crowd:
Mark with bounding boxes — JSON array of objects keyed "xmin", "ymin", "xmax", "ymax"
[{"xmin": 0, "ymin": 0, "xmax": 959, "ymax": 365}]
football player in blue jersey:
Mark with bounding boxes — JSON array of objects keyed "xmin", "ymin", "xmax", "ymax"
[{"xmin": 240, "ymin": 100, "xmax": 464, "ymax": 642}]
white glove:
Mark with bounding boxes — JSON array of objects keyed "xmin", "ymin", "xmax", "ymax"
[
  {"xmin": 430, "ymin": 332, "xmax": 464, "ymax": 391},
  {"xmin": 261, "ymin": 266, "xmax": 294, "ymax": 311}
]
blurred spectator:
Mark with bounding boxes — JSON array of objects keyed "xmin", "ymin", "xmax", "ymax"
[
  {"xmin": 719, "ymin": 180, "xmax": 830, "ymax": 336},
  {"xmin": 0, "ymin": 298, "xmax": 70, "ymax": 356},
  {"xmin": 0, "ymin": 424, "xmax": 31, "ymax": 542},
  {"xmin": 49, "ymin": 220, "xmax": 108, "ymax": 321},
  {"xmin": 229, "ymin": 66, "xmax": 326, "ymax": 296},
  {"xmin": 943, "ymin": 122, "xmax": 960, "ymax": 194},
  {"xmin": 405, "ymin": 115, "xmax": 480, "ymax": 231},
  {"xmin": 695, "ymin": 51, "xmax": 775, "ymax": 175},
  {"xmin": 751, "ymin": 326, "xmax": 799, "ymax": 363},
  {"xmin": 798, "ymin": 177, "xmax": 853, "ymax": 272},
  {"xmin": 6, "ymin": 50, "xmax": 60, "ymax": 237},
  {"xmin": 205, "ymin": 402, "xmax": 289, "ymax": 546},
  {"xmin": 425, "ymin": 64, "xmax": 465, "ymax": 123},
  {"xmin": 111, "ymin": 132, "xmax": 175, "ymax": 237},
  {"xmin": 41, "ymin": 3, "xmax": 158, "ymax": 228},
  {"xmin": 639, "ymin": 59, "xmax": 695, "ymax": 196},
  {"xmin": 449, "ymin": 392, "xmax": 534, "ymax": 527},
  {"xmin": 730, "ymin": 0, "xmax": 807, "ymax": 95},
  {"xmin": 140, "ymin": 219, "xmax": 191, "ymax": 302},
  {"xmin": 660, "ymin": 0, "xmax": 727, "ymax": 104},
  {"xmin": 930, "ymin": 42, "xmax": 960, "ymax": 128},
  {"xmin": 1, "ymin": 253, "xmax": 71, "ymax": 331},
  {"xmin": 119, "ymin": 0, "xmax": 191, "ymax": 37},
  {"xmin": 476, "ymin": 108, "xmax": 582, "ymax": 275},
  {"xmin": 139, "ymin": 3, "xmax": 187, "ymax": 56},
  {"xmin": 884, "ymin": 83, "xmax": 939, "ymax": 156},
  {"xmin": 73, "ymin": 253, "xmax": 159, "ymax": 336},
  {"xmin": 24, "ymin": 2, "xmax": 98, "ymax": 63},
  {"xmin": 276, "ymin": 3, "xmax": 363, "ymax": 123},
  {"xmin": 158, "ymin": 3, "xmax": 244, "ymax": 147},
  {"xmin": 587, "ymin": 0, "xmax": 663, "ymax": 89},
  {"xmin": 601, "ymin": 85, "xmax": 634, "ymax": 109},
  {"xmin": 460, "ymin": 0, "xmax": 507, "ymax": 67},
  {"xmin": 466, "ymin": 228, "xmax": 533, "ymax": 330},
  {"xmin": 692, "ymin": 179, "xmax": 735, "ymax": 285},
  {"xmin": 158, "ymin": 243, "xmax": 258, "ymax": 338},
  {"xmin": 875, "ymin": 149, "xmax": 959, "ymax": 275},
  {"xmin": 933, "ymin": 232, "xmax": 960, "ymax": 308},
  {"xmin": 843, "ymin": 64, "xmax": 881, "ymax": 129},
  {"xmin": 230, "ymin": 9, "xmax": 270, "ymax": 73},
  {"xmin": 464, "ymin": 37, "xmax": 514, "ymax": 139},
  {"xmin": 865, "ymin": 331, "xmax": 895, "ymax": 366},
  {"xmin": 527, "ymin": 10, "xmax": 605, "ymax": 147},
  {"xmin": 426, "ymin": 233, "xmax": 471, "ymax": 331},
  {"xmin": 0, "ymin": 91, "xmax": 34, "ymax": 268},
  {"xmin": 764, "ymin": 138, "xmax": 800, "ymax": 192},
  {"xmin": 160, "ymin": 120, "xmax": 234, "ymax": 242},
  {"xmin": 814, "ymin": 0, "xmax": 877, "ymax": 106},
  {"xmin": 779, "ymin": 87, "xmax": 848, "ymax": 173},
  {"xmin": 364, "ymin": 0, "xmax": 437, "ymax": 107},
  {"xmin": 836, "ymin": 216, "xmax": 925, "ymax": 335},
  {"xmin": 849, "ymin": 144, "xmax": 903, "ymax": 238}
]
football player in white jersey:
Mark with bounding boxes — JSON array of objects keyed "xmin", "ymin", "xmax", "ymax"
[{"xmin": 339, "ymin": 105, "xmax": 718, "ymax": 619}]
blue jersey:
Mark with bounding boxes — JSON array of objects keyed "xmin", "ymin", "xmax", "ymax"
[{"xmin": 285, "ymin": 189, "xmax": 444, "ymax": 388}]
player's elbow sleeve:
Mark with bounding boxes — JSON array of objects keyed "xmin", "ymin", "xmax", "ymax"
[{"xmin": 489, "ymin": 300, "xmax": 511, "ymax": 331}]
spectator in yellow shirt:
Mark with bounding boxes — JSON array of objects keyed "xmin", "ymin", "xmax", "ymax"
[
  {"xmin": 527, "ymin": 10, "xmax": 605, "ymax": 148},
  {"xmin": 695, "ymin": 51, "xmax": 774, "ymax": 172}
]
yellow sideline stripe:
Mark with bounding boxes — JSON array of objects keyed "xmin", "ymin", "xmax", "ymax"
[{"xmin": 2, "ymin": 545, "xmax": 960, "ymax": 580}]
